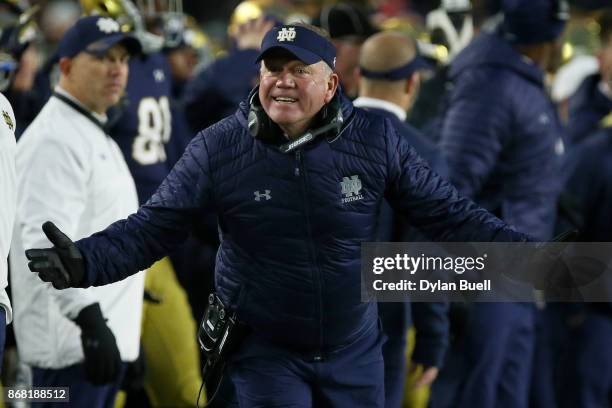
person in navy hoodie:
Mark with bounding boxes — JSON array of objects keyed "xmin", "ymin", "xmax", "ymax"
[
  {"xmin": 566, "ymin": 9, "xmax": 612, "ymax": 147},
  {"xmin": 183, "ymin": 16, "xmax": 274, "ymax": 134},
  {"xmin": 26, "ymin": 23, "xmax": 534, "ymax": 408},
  {"xmin": 353, "ymin": 31, "xmax": 449, "ymax": 408},
  {"xmin": 436, "ymin": 0, "xmax": 567, "ymax": 407},
  {"xmin": 554, "ymin": 121, "xmax": 612, "ymax": 407}
]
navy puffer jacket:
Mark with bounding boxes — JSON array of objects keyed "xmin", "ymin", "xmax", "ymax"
[
  {"xmin": 76, "ymin": 91, "xmax": 528, "ymax": 351},
  {"xmin": 440, "ymin": 32, "xmax": 562, "ymax": 240}
]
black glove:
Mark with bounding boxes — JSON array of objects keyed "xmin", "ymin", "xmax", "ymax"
[
  {"xmin": 502, "ymin": 230, "xmax": 580, "ymax": 290},
  {"xmin": 531, "ymin": 230, "xmax": 581, "ymax": 290},
  {"xmin": 74, "ymin": 303, "xmax": 122, "ymax": 385},
  {"xmin": 25, "ymin": 221, "xmax": 85, "ymax": 289}
]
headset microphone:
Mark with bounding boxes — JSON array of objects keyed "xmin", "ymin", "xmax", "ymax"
[
  {"xmin": 247, "ymin": 85, "xmax": 345, "ymax": 153},
  {"xmin": 279, "ymin": 110, "xmax": 343, "ymax": 154}
]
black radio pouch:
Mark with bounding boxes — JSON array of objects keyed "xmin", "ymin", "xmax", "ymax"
[{"xmin": 197, "ymin": 293, "xmax": 250, "ymax": 394}]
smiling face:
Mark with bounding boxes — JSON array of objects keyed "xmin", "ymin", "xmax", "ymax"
[{"xmin": 259, "ymin": 49, "xmax": 338, "ymax": 139}]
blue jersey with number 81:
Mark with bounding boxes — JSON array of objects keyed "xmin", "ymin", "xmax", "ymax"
[{"xmin": 107, "ymin": 52, "xmax": 173, "ymax": 204}]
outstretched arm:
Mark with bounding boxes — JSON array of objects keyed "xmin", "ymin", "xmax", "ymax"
[
  {"xmin": 28, "ymin": 131, "xmax": 214, "ymax": 288},
  {"xmin": 383, "ymin": 119, "xmax": 528, "ymax": 243}
]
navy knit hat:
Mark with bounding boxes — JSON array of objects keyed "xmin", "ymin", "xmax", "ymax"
[
  {"xmin": 256, "ymin": 25, "xmax": 337, "ymax": 70},
  {"xmin": 502, "ymin": 0, "xmax": 569, "ymax": 44}
]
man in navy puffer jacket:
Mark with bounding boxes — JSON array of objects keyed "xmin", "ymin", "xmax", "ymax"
[
  {"xmin": 554, "ymin": 125, "xmax": 612, "ymax": 408},
  {"xmin": 27, "ymin": 24, "xmax": 531, "ymax": 407},
  {"xmin": 183, "ymin": 17, "xmax": 275, "ymax": 134},
  {"xmin": 436, "ymin": 0, "xmax": 566, "ymax": 407}
]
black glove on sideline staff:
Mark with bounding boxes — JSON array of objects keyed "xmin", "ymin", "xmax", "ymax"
[{"xmin": 74, "ymin": 303, "xmax": 122, "ymax": 385}]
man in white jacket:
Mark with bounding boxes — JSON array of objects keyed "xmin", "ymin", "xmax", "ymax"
[
  {"xmin": 10, "ymin": 16, "xmax": 144, "ymax": 406},
  {"xmin": 0, "ymin": 89, "xmax": 16, "ymax": 370},
  {"xmin": 0, "ymin": 0, "xmax": 39, "ymax": 371}
]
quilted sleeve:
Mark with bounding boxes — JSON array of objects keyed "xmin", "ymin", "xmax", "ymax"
[
  {"xmin": 75, "ymin": 131, "xmax": 214, "ymax": 287},
  {"xmin": 384, "ymin": 119, "xmax": 528, "ymax": 243},
  {"xmin": 439, "ymin": 81, "xmax": 512, "ymax": 197}
]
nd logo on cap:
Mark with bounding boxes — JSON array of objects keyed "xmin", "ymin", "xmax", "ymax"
[{"xmin": 277, "ymin": 27, "xmax": 296, "ymax": 42}]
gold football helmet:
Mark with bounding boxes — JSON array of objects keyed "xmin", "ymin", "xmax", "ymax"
[
  {"xmin": 0, "ymin": 0, "xmax": 39, "ymax": 91},
  {"xmin": 228, "ymin": 0, "xmax": 288, "ymax": 37},
  {"xmin": 80, "ymin": 0, "xmax": 134, "ymax": 32},
  {"xmin": 80, "ymin": 0, "xmax": 183, "ymax": 52}
]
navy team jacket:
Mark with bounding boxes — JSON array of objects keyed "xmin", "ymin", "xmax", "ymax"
[
  {"xmin": 440, "ymin": 32, "xmax": 562, "ymax": 240},
  {"xmin": 75, "ymin": 91, "xmax": 528, "ymax": 352}
]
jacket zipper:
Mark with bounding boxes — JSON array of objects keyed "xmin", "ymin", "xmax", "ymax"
[{"xmin": 295, "ymin": 150, "xmax": 324, "ymax": 355}]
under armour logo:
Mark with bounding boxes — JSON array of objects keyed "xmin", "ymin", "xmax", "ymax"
[
  {"xmin": 254, "ymin": 190, "xmax": 272, "ymax": 201},
  {"xmin": 277, "ymin": 27, "xmax": 296, "ymax": 42},
  {"xmin": 340, "ymin": 175, "xmax": 364, "ymax": 204}
]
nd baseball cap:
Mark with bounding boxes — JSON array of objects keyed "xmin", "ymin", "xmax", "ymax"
[
  {"xmin": 57, "ymin": 16, "xmax": 142, "ymax": 59},
  {"xmin": 256, "ymin": 25, "xmax": 337, "ymax": 70}
]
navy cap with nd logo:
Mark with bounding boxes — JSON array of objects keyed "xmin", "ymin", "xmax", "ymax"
[
  {"xmin": 256, "ymin": 25, "xmax": 337, "ymax": 70},
  {"xmin": 57, "ymin": 16, "xmax": 142, "ymax": 59}
]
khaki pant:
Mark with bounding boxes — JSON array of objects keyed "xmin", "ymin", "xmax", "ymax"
[{"xmin": 116, "ymin": 257, "xmax": 204, "ymax": 407}]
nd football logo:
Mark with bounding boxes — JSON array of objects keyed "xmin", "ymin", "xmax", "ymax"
[
  {"xmin": 2, "ymin": 110, "xmax": 13, "ymax": 131},
  {"xmin": 277, "ymin": 27, "xmax": 296, "ymax": 42},
  {"xmin": 340, "ymin": 175, "xmax": 364, "ymax": 204},
  {"xmin": 96, "ymin": 17, "xmax": 120, "ymax": 34}
]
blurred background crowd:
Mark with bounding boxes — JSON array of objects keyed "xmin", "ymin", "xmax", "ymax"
[{"xmin": 0, "ymin": 0, "xmax": 611, "ymax": 407}]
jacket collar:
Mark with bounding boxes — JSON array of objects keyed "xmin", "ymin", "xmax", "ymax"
[
  {"xmin": 353, "ymin": 97, "xmax": 407, "ymax": 122},
  {"xmin": 236, "ymin": 86, "xmax": 354, "ymax": 137}
]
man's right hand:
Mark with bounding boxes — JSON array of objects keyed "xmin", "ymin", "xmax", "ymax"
[
  {"xmin": 25, "ymin": 221, "xmax": 85, "ymax": 289},
  {"xmin": 74, "ymin": 303, "xmax": 122, "ymax": 385}
]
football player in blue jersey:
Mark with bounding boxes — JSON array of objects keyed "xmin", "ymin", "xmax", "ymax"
[
  {"xmin": 81, "ymin": 0, "xmax": 173, "ymax": 204},
  {"xmin": 183, "ymin": 1, "xmax": 276, "ymax": 134},
  {"xmin": 0, "ymin": 0, "xmax": 40, "ymax": 137}
]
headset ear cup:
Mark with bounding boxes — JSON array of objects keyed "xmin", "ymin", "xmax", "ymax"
[
  {"xmin": 323, "ymin": 96, "xmax": 343, "ymax": 136},
  {"xmin": 248, "ymin": 104, "xmax": 276, "ymax": 141},
  {"xmin": 247, "ymin": 107, "xmax": 261, "ymax": 138},
  {"xmin": 248, "ymin": 88, "xmax": 268, "ymax": 139},
  {"xmin": 320, "ymin": 104, "xmax": 329, "ymax": 122},
  {"xmin": 248, "ymin": 91, "xmax": 280, "ymax": 143}
]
